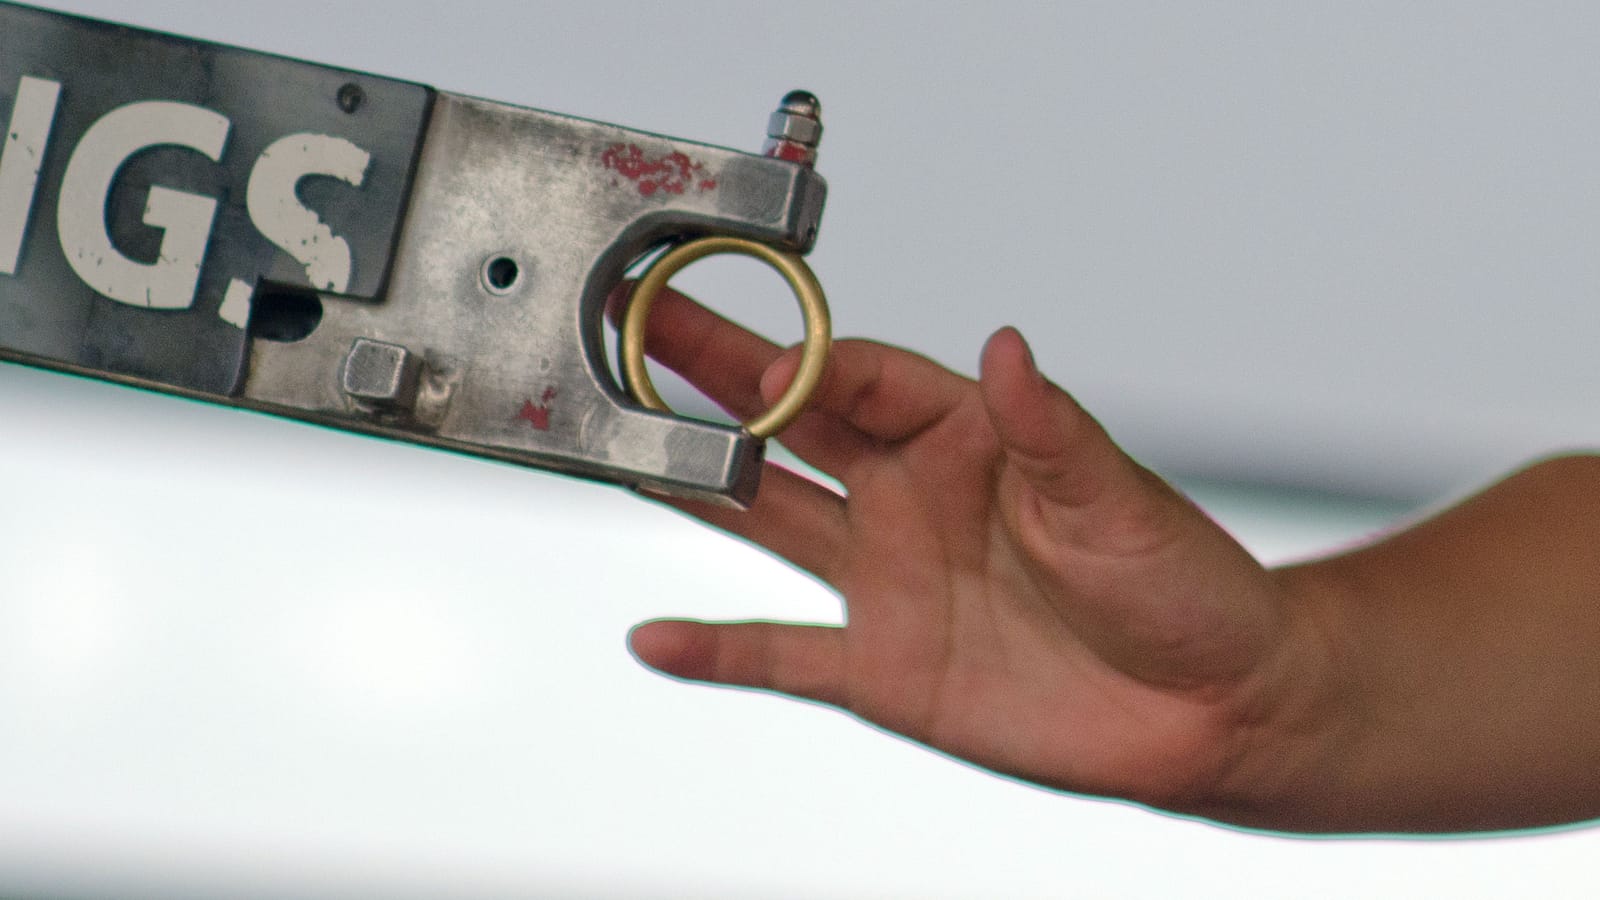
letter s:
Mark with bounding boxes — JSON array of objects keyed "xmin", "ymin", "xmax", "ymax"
[
  {"xmin": 56, "ymin": 101, "xmax": 230, "ymax": 309},
  {"xmin": 247, "ymin": 133, "xmax": 370, "ymax": 293}
]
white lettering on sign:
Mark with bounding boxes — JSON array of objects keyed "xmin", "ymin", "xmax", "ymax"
[
  {"xmin": 0, "ymin": 76, "xmax": 61, "ymax": 275},
  {"xmin": 247, "ymin": 133, "xmax": 370, "ymax": 293},
  {"xmin": 1, "ymin": 77, "xmax": 382, "ymax": 325},
  {"xmin": 56, "ymin": 101, "xmax": 230, "ymax": 309},
  {"xmin": 218, "ymin": 277, "xmax": 254, "ymax": 329}
]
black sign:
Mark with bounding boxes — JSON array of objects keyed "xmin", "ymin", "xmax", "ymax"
[{"xmin": 0, "ymin": 3, "xmax": 432, "ymax": 394}]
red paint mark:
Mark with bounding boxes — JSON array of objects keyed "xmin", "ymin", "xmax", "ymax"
[
  {"xmin": 766, "ymin": 140, "xmax": 812, "ymax": 164},
  {"xmin": 601, "ymin": 143, "xmax": 718, "ymax": 197},
  {"xmin": 519, "ymin": 387, "xmax": 558, "ymax": 431}
]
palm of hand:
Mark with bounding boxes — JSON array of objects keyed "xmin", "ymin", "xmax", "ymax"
[{"xmin": 627, "ymin": 288, "xmax": 1304, "ymax": 814}]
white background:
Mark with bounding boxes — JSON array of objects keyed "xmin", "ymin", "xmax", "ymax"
[{"xmin": 3, "ymin": 2, "xmax": 1598, "ymax": 897}]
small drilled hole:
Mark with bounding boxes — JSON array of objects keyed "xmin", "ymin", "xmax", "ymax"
[
  {"xmin": 336, "ymin": 82, "xmax": 365, "ymax": 114},
  {"xmin": 482, "ymin": 256, "xmax": 520, "ymax": 294}
]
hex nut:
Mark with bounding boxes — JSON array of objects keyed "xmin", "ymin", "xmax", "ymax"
[{"xmin": 766, "ymin": 110, "xmax": 823, "ymax": 145}]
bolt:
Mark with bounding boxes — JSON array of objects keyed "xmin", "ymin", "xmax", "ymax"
[
  {"xmin": 342, "ymin": 337, "xmax": 421, "ymax": 412},
  {"xmin": 764, "ymin": 89, "xmax": 823, "ymax": 167}
]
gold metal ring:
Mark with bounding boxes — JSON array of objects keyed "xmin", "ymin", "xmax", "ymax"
[{"xmin": 620, "ymin": 236, "xmax": 831, "ymax": 439}]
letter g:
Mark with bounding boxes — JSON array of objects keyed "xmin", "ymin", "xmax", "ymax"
[{"xmin": 57, "ymin": 101, "xmax": 230, "ymax": 309}]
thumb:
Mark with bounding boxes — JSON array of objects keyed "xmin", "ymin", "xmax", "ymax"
[
  {"xmin": 979, "ymin": 330, "xmax": 1280, "ymax": 686},
  {"xmin": 979, "ymin": 327, "xmax": 1152, "ymax": 512}
]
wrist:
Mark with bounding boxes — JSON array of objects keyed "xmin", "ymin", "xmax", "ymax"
[{"xmin": 1186, "ymin": 561, "xmax": 1369, "ymax": 832}]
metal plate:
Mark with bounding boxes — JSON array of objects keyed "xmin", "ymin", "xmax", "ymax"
[
  {"xmin": 0, "ymin": 2, "xmax": 431, "ymax": 394},
  {"xmin": 0, "ymin": 2, "xmax": 831, "ymax": 504}
]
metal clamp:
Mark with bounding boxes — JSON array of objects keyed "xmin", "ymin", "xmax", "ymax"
[
  {"xmin": 620, "ymin": 237, "xmax": 831, "ymax": 440},
  {"xmin": 0, "ymin": 3, "xmax": 831, "ymax": 507}
]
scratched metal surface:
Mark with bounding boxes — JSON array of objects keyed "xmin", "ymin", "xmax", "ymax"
[{"xmin": 0, "ymin": 4, "xmax": 833, "ymax": 502}]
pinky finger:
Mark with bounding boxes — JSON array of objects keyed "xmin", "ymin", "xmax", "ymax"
[{"xmin": 630, "ymin": 619, "xmax": 848, "ymax": 709}]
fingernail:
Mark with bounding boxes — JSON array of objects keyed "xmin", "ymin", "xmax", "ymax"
[{"xmin": 761, "ymin": 351, "xmax": 799, "ymax": 403}]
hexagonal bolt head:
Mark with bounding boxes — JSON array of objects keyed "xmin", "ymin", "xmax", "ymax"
[
  {"xmin": 342, "ymin": 337, "xmax": 422, "ymax": 412},
  {"xmin": 764, "ymin": 89, "xmax": 823, "ymax": 166}
]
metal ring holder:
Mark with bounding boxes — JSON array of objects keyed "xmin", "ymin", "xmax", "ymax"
[{"xmin": 620, "ymin": 236, "xmax": 831, "ymax": 439}]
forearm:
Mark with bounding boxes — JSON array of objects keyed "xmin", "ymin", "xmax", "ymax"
[{"xmin": 1231, "ymin": 455, "xmax": 1600, "ymax": 832}]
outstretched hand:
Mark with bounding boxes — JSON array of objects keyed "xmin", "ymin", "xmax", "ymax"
[{"xmin": 615, "ymin": 285, "xmax": 1338, "ymax": 824}]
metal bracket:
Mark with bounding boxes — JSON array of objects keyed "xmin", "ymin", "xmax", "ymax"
[
  {"xmin": 243, "ymin": 92, "xmax": 828, "ymax": 505},
  {"xmin": 0, "ymin": 4, "xmax": 828, "ymax": 507}
]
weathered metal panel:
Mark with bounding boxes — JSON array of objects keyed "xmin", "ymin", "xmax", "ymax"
[{"xmin": 0, "ymin": 2, "xmax": 431, "ymax": 394}]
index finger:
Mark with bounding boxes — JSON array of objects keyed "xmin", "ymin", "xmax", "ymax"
[{"xmin": 606, "ymin": 281, "xmax": 781, "ymax": 424}]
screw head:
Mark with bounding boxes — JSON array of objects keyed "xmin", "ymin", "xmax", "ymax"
[{"xmin": 342, "ymin": 338, "xmax": 421, "ymax": 410}]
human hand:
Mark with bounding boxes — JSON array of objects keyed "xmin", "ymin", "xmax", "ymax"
[{"xmin": 617, "ymin": 287, "xmax": 1340, "ymax": 824}]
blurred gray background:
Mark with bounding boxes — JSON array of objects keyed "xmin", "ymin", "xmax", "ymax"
[{"xmin": 3, "ymin": 2, "xmax": 1598, "ymax": 898}]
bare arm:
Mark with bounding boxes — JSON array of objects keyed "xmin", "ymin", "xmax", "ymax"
[
  {"xmin": 621, "ymin": 285, "xmax": 1600, "ymax": 833},
  {"xmin": 1266, "ymin": 457, "xmax": 1600, "ymax": 831}
]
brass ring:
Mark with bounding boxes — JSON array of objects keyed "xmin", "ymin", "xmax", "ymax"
[{"xmin": 620, "ymin": 236, "xmax": 831, "ymax": 439}]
